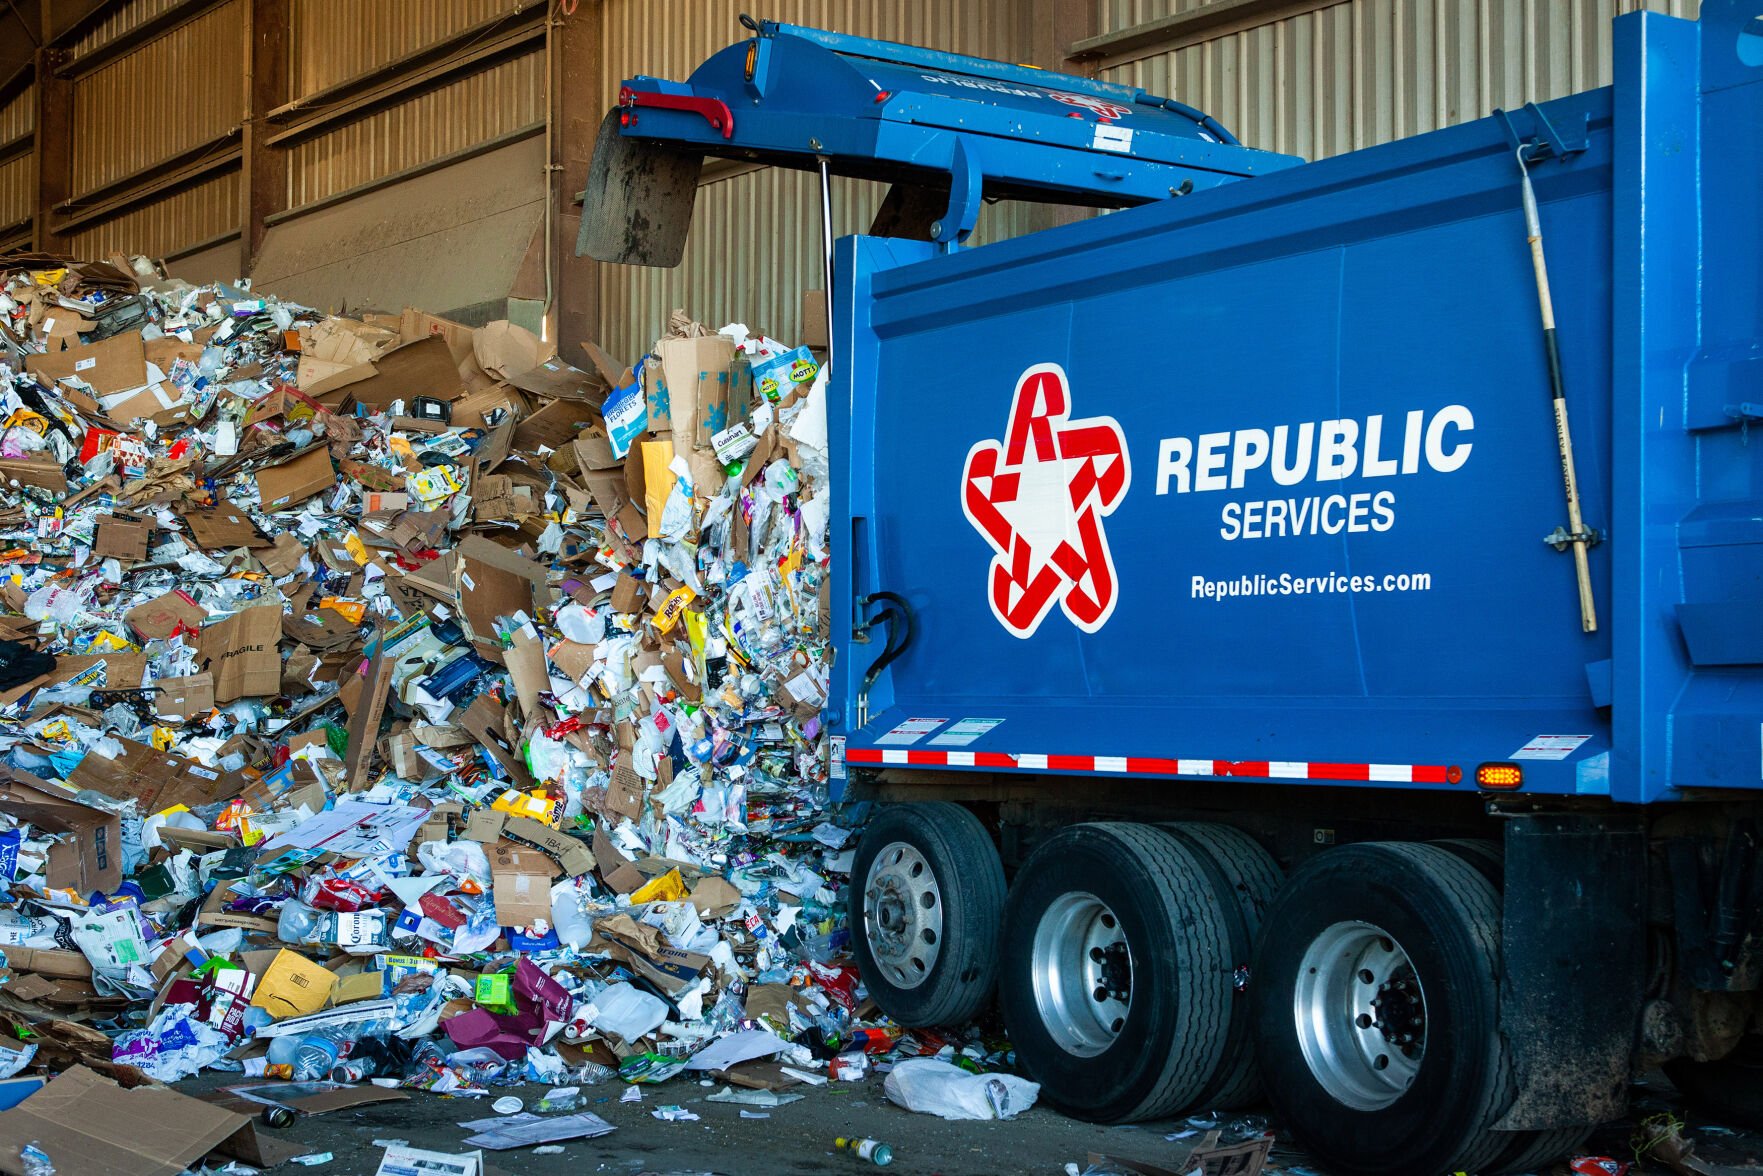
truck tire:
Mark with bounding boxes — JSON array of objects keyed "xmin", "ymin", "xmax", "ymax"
[
  {"xmin": 1486, "ymin": 1126, "xmax": 1595, "ymax": 1175},
  {"xmin": 848, "ymin": 802, "xmax": 1004, "ymax": 1027},
  {"xmin": 998, "ymin": 822, "xmax": 1238, "ymax": 1122},
  {"xmin": 1163, "ymin": 822, "xmax": 1283, "ymax": 1109},
  {"xmin": 1250, "ymin": 842, "xmax": 1515, "ymax": 1176},
  {"xmin": 1665, "ymin": 1036, "xmax": 1763, "ymax": 1129},
  {"xmin": 1430, "ymin": 838, "xmax": 1505, "ymax": 890}
]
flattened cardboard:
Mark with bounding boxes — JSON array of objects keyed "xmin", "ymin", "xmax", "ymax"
[
  {"xmin": 346, "ymin": 336, "xmax": 464, "ymax": 409},
  {"xmin": 66, "ymin": 738, "xmax": 247, "ymax": 815},
  {"xmin": 510, "ymin": 396, "xmax": 597, "ymax": 455},
  {"xmin": 24, "ymin": 331, "xmax": 147, "ymax": 396},
  {"xmin": 506, "ymin": 356, "xmax": 602, "ymax": 403},
  {"xmin": 655, "ymin": 335, "xmax": 736, "ymax": 447},
  {"xmin": 186, "ymin": 505, "xmax": 270, "ymax": 549},
  {"xmin": 501, "ymin": 816, "xmax": 593, "ymax": 876},
  {"xmin": 92, "ymin": 516, "xmax": 149, "ymax": 561},
  {"xmin": 124, "ymin": 589, "xmax": 207, "ymax": 641},
  {"xmin": 0, "ymin": 1064, "xmax": 249, "ymax": 1176},
  {"xmin": 454, "ymin": 536, "xmax": 549, "ymax": 666},
  {"xmin": 255, "ymin": 446, "xmax": 335, "ymax": 509},
  {"xmin": 198, "ymin": 605, "xmax": 282, "ymax": 702}
]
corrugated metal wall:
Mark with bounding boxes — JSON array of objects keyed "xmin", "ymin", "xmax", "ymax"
[
  {"xmin": 0, "ymin": 92, "xmax": 32, "ymax": 143},
  {"xmin": 1, "ymin": 80, "xmax": 37, "ymax": 238},
  {"xmin": 66, "ymin": 168, "xmax": 238, "ymax": 259},
  {"xmin": 287, "ymin": 50, "xmax": 545, "ymax": 207},
  {"xmin": 0, "ymin": 158, "xmax": 31, "ymax": 233},
  {"xmin": 291, "ymin": 0, "xmax": 522, "ymax": 94},
  {"xmin": 66, "ymin": 0, "xmax": 208, "ymax": 64},
  {"xmin": 71, "ymin": 0, "xmax": 243, "ymax": 193},
  {"xmin": 595, "ymin": 0, "xmax": 1027, "ymax": 362},
  {"xmin": 1097, "ymin": 0, "xmax": 1699, "ymax": 161}
]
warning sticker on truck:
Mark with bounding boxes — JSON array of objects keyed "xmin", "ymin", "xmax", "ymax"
[
  {"xmin": 1511, "ymin": 734, "xmax": 1592, "ymax": 761},
  {"xmin": 929, "ymin": 718, "xmax": 1004, "ymax": 747},
  {"xmin": 875, "ymin": 718, "xmax": 948, "ymax": 746}
]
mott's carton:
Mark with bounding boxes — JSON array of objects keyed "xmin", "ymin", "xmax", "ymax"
[{"xmin": 751, "ymin": 345, "xmax": 818, "ymax": 403}]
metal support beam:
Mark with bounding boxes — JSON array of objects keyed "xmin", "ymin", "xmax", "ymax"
[
  {"xmin": 31, "ymin": 46, "xmax": 71, "ymax": 253},
  {"xmin": 552, "ymin": 0, "xmax": 600, "ymax": 358},
  {"xmin": 1069, "ymin": 0, "xmax": 1346, "ymax": 72},
  {"xmin": 241, "ymin": 0, "xmax": 289, "ymax": 275},
  {"xmin": 57, "ymin": 0, "xmax": 223, "ymax": 81},
  {"xmin": 51, "ymin": 135, "xmax": 240, "ymax": 233}
]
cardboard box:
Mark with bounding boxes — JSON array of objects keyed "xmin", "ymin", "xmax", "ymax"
[
  {"xmin": 0, "ymin": 1065, "xmax": 253, "ymax": 1176},
  {"xmin": 0, "ymin": 455, "xmax": 68, "ymax": 493},
  {"xmin": 249, "ymin": 949, "xmax": 338, "ymax": 1019},
  {"xmin": 655, "ymin": 335, "xmax": 736, "ymax": 447},
  {"xmin": 254, "ymin": 446, "xmax": 335, "ymax": 510},
  {"xmin": 153, "ymin": 672, "xmax": 215, "ymax": 721},
  {"xmin": 0, "ymin": 945, "xmax": 92, "ymax": 980},
  {"xmin": 0, "ymin": 771, "xmax": 122, "ymax": 895},
  {"xmin": 491, "ymin": 845, "xmax": 559, "ymax": 930}
]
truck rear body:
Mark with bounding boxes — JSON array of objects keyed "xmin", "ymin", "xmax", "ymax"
[{"xmin": 831, "ymin": 4, "xmax": 1763, "ymax": 809}]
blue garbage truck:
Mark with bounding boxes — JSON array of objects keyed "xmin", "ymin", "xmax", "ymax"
[{"xmin": 581, "ymin": 5, "xmax": 1763, "ymax": 1172}]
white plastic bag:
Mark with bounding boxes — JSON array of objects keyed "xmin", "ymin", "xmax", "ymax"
[
  {"xmin": 882, "ymin": 1058, "xmax": 1039, "ymax": 1121},
  {"xmin": 585, "ymin": 982, "xmax": 668, "ymax": 1043}
]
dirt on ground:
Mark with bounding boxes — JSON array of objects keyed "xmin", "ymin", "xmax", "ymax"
[{"xmin": 173, "ymin": 1069, "xmax": 1763, "ymax": 1176}]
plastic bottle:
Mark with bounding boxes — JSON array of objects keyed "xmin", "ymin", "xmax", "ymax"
[
  {"xmin": 266, "ymin": 1033, "xmax": 340, "ymax": 1081},
  {"xmin": 834, "ymin": 1137, "xmax": 893, "ymax": 1166}
]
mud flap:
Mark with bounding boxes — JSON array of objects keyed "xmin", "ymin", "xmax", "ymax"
[
  {"xmin": 1496, "ymin": 813, "xmax": 1646, "ymax": 1130},
  {"xmin": 576, "ymin": 108, "xmax": 703, "ymax": 267}
]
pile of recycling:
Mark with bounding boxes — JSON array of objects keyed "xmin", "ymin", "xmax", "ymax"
[{"xmin": 0, "ymin": 250, "xmax": 944, "ymax": 1134}]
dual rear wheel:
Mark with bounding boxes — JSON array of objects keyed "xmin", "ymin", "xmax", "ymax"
[{"xmin": 850, "ymin": 807, "xmax": 1594, "ymax": 1175}]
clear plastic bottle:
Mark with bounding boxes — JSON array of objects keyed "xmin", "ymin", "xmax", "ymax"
[{"xmin": 266, "ymin": 1033, "xmax": 341, "ymax": 1081}]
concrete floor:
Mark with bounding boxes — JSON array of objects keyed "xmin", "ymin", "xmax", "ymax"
[{"xmin": 177, "ymin": 1069, "xmax": 1763, "ymax": 1176}]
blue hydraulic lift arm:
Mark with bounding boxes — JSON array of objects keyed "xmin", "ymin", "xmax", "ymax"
[{"xmin": 577, "ymin": 14, "xmax": 1301, "ymax": 267}]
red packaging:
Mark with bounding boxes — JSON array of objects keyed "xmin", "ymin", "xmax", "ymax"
[
  {"xmin": 809, "ymin": 960, "xmax": 861, "ymax": 1013},
  {"xmin": 1569, "ymin": 1160, "xmax": 1630, "ymax": 1176}
]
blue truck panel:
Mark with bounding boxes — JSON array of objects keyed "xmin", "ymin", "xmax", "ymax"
[{"xmin": 830, "ymin": 2, "xmax": 1763, "ymax": 807}]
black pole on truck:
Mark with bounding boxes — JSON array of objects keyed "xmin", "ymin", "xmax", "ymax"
[{"xmin": 1515, "ymin": 147, "xmax": 1598, "ymax": 634}]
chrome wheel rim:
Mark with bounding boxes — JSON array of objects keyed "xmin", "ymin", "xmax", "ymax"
[
  {"xmin": 862, "ymin": 842, "xmax": 943, "ymax": 988},
  {"xmin": 1031, "ymin": 892, "xmax": 1131, "ymax": 1057},
  {"xmin": 1293, "ymin": 920, "xmax": 1428, "ymax": 1110}
]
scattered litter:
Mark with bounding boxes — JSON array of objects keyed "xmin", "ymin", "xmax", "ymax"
[
  {"xmin": 490, "ymin": 1096, "xmax": 524, "ymax": 1115},
  {"xmin": 705, "ymin": 1084, "xmax": 803, "ymax": 1107},
  {"xmin": 289, "ymin": 1155, "xmax": 333, "ymax": 1168},
  {"xmin": 375, "ymin": 1142, "xmax": 483, "ymax": 1176},
  {"xmin": 882, "ymin": 1058, "xmax": 1038, "ymax": 1121},
  {"xmin": 458, "ymin": 1109, "xmax": 615, "ymax": 1149},
  {"xmin": 651, "ymin": 1104, "xmax": 701, "ymax": 1121}
]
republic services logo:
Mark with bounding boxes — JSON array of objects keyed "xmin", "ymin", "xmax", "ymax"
[{"xmin": 961, "ymin": 364, "xmax": 1132, "ymax": 639}]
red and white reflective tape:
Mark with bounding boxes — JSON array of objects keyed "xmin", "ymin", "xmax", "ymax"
[{"xmin": 842, "ymin": 747, "xmax": 1451, "ymax": 784}]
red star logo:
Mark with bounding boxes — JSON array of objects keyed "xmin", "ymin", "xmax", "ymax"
[
  {"xmin": 961, "ymin": 364, "xmax": 1132, "ymax": 638},
  {"xmin": 1047, "ymin": 91, "xmax": 1134, "ymax": 121}
]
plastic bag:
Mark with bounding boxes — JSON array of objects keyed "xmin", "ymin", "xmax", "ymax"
[
  {"xmin": 882, "ymin": 1058, "xmax": 1039, "ymax": 1121},
  {"xmin": 585, "ymin": 983, "xmax": 669, "ymax": 1043}
]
